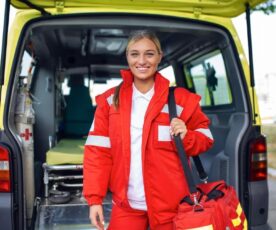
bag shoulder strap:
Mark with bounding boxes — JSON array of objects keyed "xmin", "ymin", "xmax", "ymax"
[
  {"xmin": 168, "ymin": 87, "xmax": 208, "ymax": 182},
  {"xmin": 168, "ymin": 87, "xmax": 197, "ymax": 194}
]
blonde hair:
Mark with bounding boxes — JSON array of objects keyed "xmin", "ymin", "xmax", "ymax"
[
  {"xmin": 113, "ymin": 30, "xmax": 162, "ymax": 109},
  {"xmin": 126, "ymin": 30, "xmax": 162, "ymax": 54}
]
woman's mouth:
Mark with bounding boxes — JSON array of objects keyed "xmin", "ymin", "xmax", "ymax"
[{"xmin": 136, "ymin": 67, "xmax": 149, "ymax": 72}]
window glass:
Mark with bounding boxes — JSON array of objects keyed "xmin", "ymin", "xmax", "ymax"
[
  {"xmin": 20, "ymin": 51, "xmax": 33, "ymax": 76},
  {"xmin": 61, "ymin": 65, "xmax": 175, "ymax": 106},
  {"xmin": 159, "ymin": 65, "xmax": 176, "ymax": 86},
  {"xmin": 18, "ymin": 51, "xmax": 35, "ymax": 86},
  {"xmin": 62, "ymin": 76, "xmax": 122, "ymax": 106},
  {"xmin": 184, "ymin": 51, "xmax": 232, "ymax": 107},
  {"xmin": 90, "ymin": 78, "xmax": 122, "ymax": 105}
]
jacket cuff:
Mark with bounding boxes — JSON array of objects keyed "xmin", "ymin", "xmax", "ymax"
[
  {"xmin": 183, "ymin": 131, "xmax": 193, "ymax": 146},
  {"xmin": 84, "ymin": 194, "xmax": 104, "ymax": 206}
]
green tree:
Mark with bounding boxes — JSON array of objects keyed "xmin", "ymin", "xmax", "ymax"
[{"xmin": 254, "ymin": 0, "xmax": 276, "ymax": 14}]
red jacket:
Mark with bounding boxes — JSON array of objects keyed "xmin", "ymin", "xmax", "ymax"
[{"xmin": 83, "ymin": 69, "xmax": 213, "ymax": 227}]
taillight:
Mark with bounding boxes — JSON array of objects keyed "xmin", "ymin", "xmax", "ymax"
[
  {"xmin": 249, "ymin": 135, "xmax": 267, "ymax": 181},
  {"xmin": 0, "ymin": 145, "xmax": 11, "ymax": 192}
]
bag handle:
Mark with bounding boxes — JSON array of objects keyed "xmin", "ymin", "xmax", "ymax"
[{"xmin": 168, "ymin": 87, "xmax": 208, "ymax": 194}]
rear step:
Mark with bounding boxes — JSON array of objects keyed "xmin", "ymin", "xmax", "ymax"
[{"xmin": 35, "ymin": 197, "xmax": 112, "ymax": 229}]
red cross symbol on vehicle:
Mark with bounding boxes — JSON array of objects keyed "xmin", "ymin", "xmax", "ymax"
[{"xmin": 20, "ymin": 128, "xmax": 32, "ymax": 141}]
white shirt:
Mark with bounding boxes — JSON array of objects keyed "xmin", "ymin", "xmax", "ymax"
[{"xmin": 127, "ymin": 83, "xmax": 154, "ymax": 210}]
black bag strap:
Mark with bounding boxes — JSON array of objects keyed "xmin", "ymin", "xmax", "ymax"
[
  {"xmin": 192, "ymin": 155, "xmax": 208, "ymax": 182},
  {"xmin": 168, "ymin": 87, "xmax": 208, "ymax": 182},
  {"xmin": 168, "ymin": 87, "xmax": 197, "ymax": 194}
]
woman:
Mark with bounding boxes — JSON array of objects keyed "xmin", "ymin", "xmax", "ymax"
[{"xmin": 83, "ymin": 30, "xmax": 214, "ymax": 230}]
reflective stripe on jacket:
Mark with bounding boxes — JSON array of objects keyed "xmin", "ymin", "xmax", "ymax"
[{"xmin": 83, "ymin": 69, "xmax": 214, "ymax": 227}]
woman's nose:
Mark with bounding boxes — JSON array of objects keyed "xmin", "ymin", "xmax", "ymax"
[{"xmin": 137, "ymin": 54, "xmax": 146, "ymax": 64}]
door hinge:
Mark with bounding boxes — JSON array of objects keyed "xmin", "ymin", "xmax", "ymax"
[
  {"xmin": 193, "ymin": 7, "xmax": 202, "ymax": 18},
  {"xmin": 55, "ymin": 1, "xmax": 65, "ymax": 13}
]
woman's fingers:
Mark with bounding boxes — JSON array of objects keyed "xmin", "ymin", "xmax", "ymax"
[
  {"xmin": 170, "ymin": 118, "xmax": 187, "ymax": 139},
  {"xmin": 98, "ymin": 206, "xmax": 105, "ymax": 229},
  {"xmin": 90, "ymin": 205, "xmax": 105, "ymax": 230}
]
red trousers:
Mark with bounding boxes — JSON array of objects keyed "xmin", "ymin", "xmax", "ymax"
[{"xmin": 107, "ymin": 203, "xmax": 174, "ymax": 230}]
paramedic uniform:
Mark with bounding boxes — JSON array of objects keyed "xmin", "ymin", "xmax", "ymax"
[{"xmin": 83, "ymin": 69, "xmax": 214, "ymax": 229}]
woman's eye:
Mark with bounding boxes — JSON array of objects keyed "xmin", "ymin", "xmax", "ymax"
[
  {"xmin": 146, "ymin": 53, "xmax": 155, "ymax": 57},
  {"xmin": 130, "ymin": 53, "xmax": 139, "ymax": 57}
]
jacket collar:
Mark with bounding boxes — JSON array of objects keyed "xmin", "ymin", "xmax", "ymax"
[{"xmin": 120, "ymin": 69, "xmax": 134, "ymax": 87}]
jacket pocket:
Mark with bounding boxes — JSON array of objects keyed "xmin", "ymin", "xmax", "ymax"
[{"xmin": 153, "ymin": 122, "xmax": 175, "ymax": 152}]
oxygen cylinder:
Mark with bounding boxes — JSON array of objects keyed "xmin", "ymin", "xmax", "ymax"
[{"xmin": 15, "ymin": 76, "xmax": 35, "ymax": 220}]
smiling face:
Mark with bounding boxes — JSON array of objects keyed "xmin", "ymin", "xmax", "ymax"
[{"xmin": 126, "ymin": 37, "xmax": 162, "ymax": 86}]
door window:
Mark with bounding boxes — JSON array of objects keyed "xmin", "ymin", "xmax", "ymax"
[{"xmin": 184, "ymin": 51, "xmax": 232, "ymax": 107}]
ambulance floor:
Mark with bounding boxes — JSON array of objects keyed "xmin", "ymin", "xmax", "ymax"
[{"xmin": 35, "ymin": 195, "xmax": 112, "ymax": 229}]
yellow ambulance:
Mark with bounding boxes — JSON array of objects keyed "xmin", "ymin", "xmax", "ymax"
[{"xmin": 0, "ymin": 0, "xmax": 269, "ymax": 229}]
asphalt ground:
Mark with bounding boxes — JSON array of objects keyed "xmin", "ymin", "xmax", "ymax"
[{"xmin": 267, "ymin": 176, "xmax": 276, "ymax": 229}]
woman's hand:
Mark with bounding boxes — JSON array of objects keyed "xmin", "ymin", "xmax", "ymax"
[
  {"xmin": 90, "ymin": 204, "xmax": 105, "ymax": 230},
  {"xmin": 170, "ymin": 118, "xmax": 187, "ymax": 140}
]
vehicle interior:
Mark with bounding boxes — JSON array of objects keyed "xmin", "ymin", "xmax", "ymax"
[{"xmin": 8, "ymin": 14, "xmax": 250, "ymax": 228}]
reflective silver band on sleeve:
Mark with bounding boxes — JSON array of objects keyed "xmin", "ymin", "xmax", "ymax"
[
  {"xmin": 161, "ymin": 104, "xmax": 183, "ymax": 117},
  {"xmin": 195, "ymin": 128, "xmax": 213, "ymax": 140},
  {"xmin": 107, "ymin": 94, "xmax": 114, "ymax": 106},
  {"xmin": 85, "ymin": 135, "xmax": 111, "ymax": 148}
]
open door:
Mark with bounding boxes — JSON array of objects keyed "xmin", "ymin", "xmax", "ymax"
[{"xmin": 11, "ymin": 0, "xmax": 266, "ymax": 17}]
